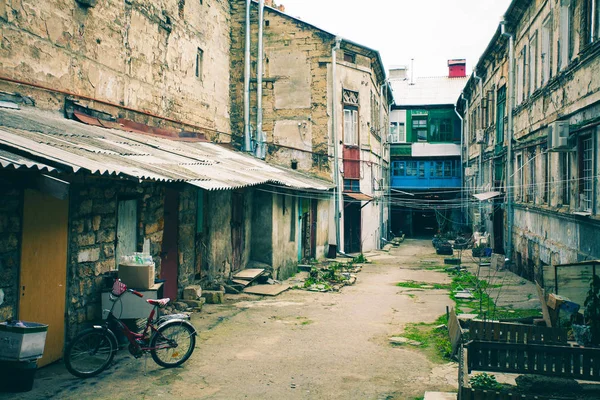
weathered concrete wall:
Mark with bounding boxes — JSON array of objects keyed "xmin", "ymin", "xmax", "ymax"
[
  {"xmin": 204, "ymin": 188, "xmax": 253, "ymax": 284},
  {"xmin": 0, "ymin": 180, "xmax": 21, "ymax": 321},
  {"xmin": 67, "ymin": 179, "xmax": 164, "ymax": 337},
  {"xmin": 463, "ymin": 0, "xmax": 600, "ymax": 279},
  {"xmin": 271, "ymin": 192, "xmax": 299, "ymax": 279},
  {"xmin": 0, "ymin": 0, "xmax": 231, "ymax": 136}
]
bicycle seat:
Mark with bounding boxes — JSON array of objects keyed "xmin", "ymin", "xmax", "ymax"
[{"xmin": 147, "ymin": 298, "xmax": 170, "ymax": 308}]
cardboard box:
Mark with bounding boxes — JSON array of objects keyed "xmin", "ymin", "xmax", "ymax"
[{"xmin": 118, "ymin": 263, "xmax": 155, "ymax": 290}]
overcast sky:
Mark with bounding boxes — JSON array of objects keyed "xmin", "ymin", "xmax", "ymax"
[{"xmin": 282, "ymin": 0, "xmax": 513, "ymax": 78}]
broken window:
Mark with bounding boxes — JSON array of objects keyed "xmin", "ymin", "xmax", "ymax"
[
  {"xmin": 528, "ymin": 149, "xmax": 536, "ymax": 203},
  {"xmin": 542, "ymin": 146, "xmax": 549, "ymax": 204},
  {"xmin": 412, "ymin": 116, "xmax": 427, "ymax": 142},
  {"xmin": 559, "ymin": 0, "xmax": 573, "ymax": 70},
  {"xmin": 343, "ymin": 52, "xmax": 355, "ymax": 63},
  {"xmin": 516, "ymin": 154, "xmax": 523, "ymax": 201},
  {"xmin": 529, "ymin": 32, "xmax": 538, "ymax": 94},
  {"xmin": 496, "ymin": 87, "xmax": 506, "ymax": 146},
  {"xmin": 561, "ymin": 152, "xmax": 570, "ymax": 206},
  {"xmin": 389, "ymin": 122, "xmax": 405, "ymax": 143}
]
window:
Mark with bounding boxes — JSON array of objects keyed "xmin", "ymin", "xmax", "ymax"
[
  {"xmin": 496, "ymin": 87, "xmax": 506, "ymax": 145},
  {"xmin": 542, "ymin": 147, "xmax": 549, "ymax": 204},
  {"xmin": 529, "ymin": 32, "xmax": 538, "ymax": 94},
  {"xmin": 406, "ymin": 161, "xmax": 417, "ymax": 176},
  {"xmin": 517, "ymin": 46, "xmax": 526, "ymax": 103},
  {"xmin": 412, "ymin": 116, "xmax": 427, "ymax": 141},
  {"xmin": 516, "ymin": 154, "xmax": 523, "ymax": 201},
  {"xmin": 528, "ymin": 150, "xmax": 536, "ymax": 203},
  {"xmin": 392, "ymin": 161, "xmax": 406, "ymax": 176},
  {"xmin": 343, "ymin": 179, "xmax": 360, "ymax": 192},
  {"xmin": 559, "ymin": 0, "xmax": 572, "ymax": 70},
  {"xmin": 584, "ymin": 0, "xmax": 600, "ymax": 44},
  {"xmin": 196, "ymin": 48, "xmax": 204, "ymax": 79},
  {"xmin": 370, "ymin": 92, "xmax": 380, "ymax": 135},
  {"xmin": 343, "ymin": 52, "xmax": 355, "ymax": 63},
  {"xmin": 418, "ymin": 162, "xmax": 425, "ymax": 178},
  {"xmin": 343, "ymin": 107, "xmax": 358, "ymax": 146},
  {"xmin": 389, "ymin": 122, "xmax": 405, "ymax": 143},
  {"xmin": 580, "ymin": 135, "xmax": 593, "ymax": 212},
  {"xmin": 561, "ymin": 152, "xmax": 570, "ymax": 206},
  {"xmin": 541, "ymin": 16, "xmax": 552, "ymax": 85}
]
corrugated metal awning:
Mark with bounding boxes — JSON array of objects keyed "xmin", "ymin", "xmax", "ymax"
[
  {"xmin": 0, "ymin": 107, "xmax": 334, "ymax": 192},
  {"xmin": 473, "ymin": 191, "xmax": 501, "ymax": 201},
  {"xmin": 344, "ymin": 192, "xmax": 373, "ymax": 201},
  {"xmin": 0, "ymin": 149, "xmax": 56, "ymax": 172}
]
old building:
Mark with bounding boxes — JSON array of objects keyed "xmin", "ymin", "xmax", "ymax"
[
  {"xmin": 460, "ymin": 0, "xmax": 600, "ymax": 282},
  {"xmin": 0, "ymin": 0, "xmax": 333, "ymax": 366},
  {"xmin": 388, "ymin": 62, "xmax": 467, "ymax": 236},
  {"xmin": 230, "ymin": 0, "xmax": 393, "ymax": 254}
]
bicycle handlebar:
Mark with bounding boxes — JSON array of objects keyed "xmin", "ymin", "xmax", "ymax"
[{"xmin": 128, "ymin": 289, "xmax": 144, "ymax": 298}]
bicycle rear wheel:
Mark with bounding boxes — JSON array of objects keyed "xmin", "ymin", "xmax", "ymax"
[
  {"xmin": 64, "ymin": 328, "xmax": 116, "ymax": 378},
  {"xmin": 150, "ymin": 322, "xmax": 195, "ymax": 368}
]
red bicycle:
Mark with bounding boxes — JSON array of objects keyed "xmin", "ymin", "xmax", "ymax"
[{"xmin": 64, "ymin": 280, "xmax": 196, "ymax": 378}]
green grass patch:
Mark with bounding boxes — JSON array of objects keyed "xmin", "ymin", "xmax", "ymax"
[
  {"xmin": 395, "ymin": 315, "xmax": 452, "ymax": 363},
  {"xmin": 396, "ymin": 280, "xmax": 452, "ymax": 290}
]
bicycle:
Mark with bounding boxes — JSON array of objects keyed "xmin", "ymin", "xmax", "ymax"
[{"xmin": 64, "ymin": 279, "xmax": 197, "ymax": 378}]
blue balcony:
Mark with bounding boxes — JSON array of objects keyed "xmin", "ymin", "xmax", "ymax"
[{"xmin": 391, "ymin": 159, "xmax": 461, "ymax": 190}]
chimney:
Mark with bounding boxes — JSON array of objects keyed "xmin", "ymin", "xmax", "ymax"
[
  {"xmin": 265, "ymin": 0, "xmax": 274, "ymax": 7},
  {"xmin": 388, "ymin": 65, "xmax": 408, "ymax": 81},
  {"xmin": 278, "ymin": 4, "xmax": 285, "ymax": 12},
  {"xmin": 448, "ymin": 59, "xmax": 466, "ymax": 78}
]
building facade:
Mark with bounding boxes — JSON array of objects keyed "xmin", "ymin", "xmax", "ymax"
[
  {"xmin": 388, "ymin": 62, "xmax": 467, "ymax": 236},
  {"xmin": 460, "ymin": 0, "xmax": 600, "ymax": 283},
  {"xmin": 230, "ymin": 0, "xmax": 392, "ymax": 253}
]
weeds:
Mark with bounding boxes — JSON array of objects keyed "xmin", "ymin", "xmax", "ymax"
[{"xmin": 397, "ymin": 315, "xmax": 452, "ymax": 363}]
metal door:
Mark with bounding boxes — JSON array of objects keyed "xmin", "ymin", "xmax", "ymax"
[{"xmin": 19, "ymin": 189, "xmax": 68, "ymax": 366}]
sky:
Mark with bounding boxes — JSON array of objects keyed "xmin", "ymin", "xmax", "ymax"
[{"xmin": 282, "ymin": 0, "xmax": 513, "ymax": 78}]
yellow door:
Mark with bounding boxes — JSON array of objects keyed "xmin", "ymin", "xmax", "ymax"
[{"xmin": 19, "ymin": 189, "xmax": 69, "ymax": 367}]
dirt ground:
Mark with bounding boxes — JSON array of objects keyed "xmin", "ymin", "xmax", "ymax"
[{"xmin": 2, "ymin": 239, "xmax": 458, "ymax": 400}]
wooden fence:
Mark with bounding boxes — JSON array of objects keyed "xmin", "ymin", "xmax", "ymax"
[
  {"xmin": 469, "ymin": 320, "xmax": 567, "ymax": 345},
  {"xmin": 459, "ymin": 387, "xmax": 558, "ymax": 400}
]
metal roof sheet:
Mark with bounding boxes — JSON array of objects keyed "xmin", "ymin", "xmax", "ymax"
[
  {"xmin": 0, "ymin": 148, "xmax": 56, "ymax": 172},
  {"xmin": 390, "ymin": 76, "xmax": 468, "ymax": 106},
  {"xmin": 473, "ymin": 191, "xmax": 501, "ymax": 201},
  {"xmin": 412, "ymin": 143, "xmax": 461, "ymax": 157},
  {"xmin": 0, "ymin": 107, "xmax": 333, "ymax": 191}
]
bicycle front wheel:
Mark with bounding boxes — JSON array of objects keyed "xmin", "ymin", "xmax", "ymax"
[
  {"xmin": 150, "ymin": 322, "xmax": 195, "ymax": 368},
  {"xmin": 64, "ymin": 328, "xmax": 116, "ymax": 378}
]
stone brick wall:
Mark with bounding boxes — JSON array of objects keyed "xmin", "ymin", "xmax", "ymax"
[
  {"xmin": 67, "ymin": 178, "xmax": 164, "ymax": 337},
  {"xmin": 0, "ymin": 181, "xmax": 22, "ymax": 321},
  {"xmin": 230, "ymin": 1, "xmax": 333, "ymax": 178},
  {"xmin": 178, "ymin": 185, "xmax": 197, "ymax": 291},
  {"xmin": 0, "ymin": 0, "xmax": 232, "ymax": 137}
]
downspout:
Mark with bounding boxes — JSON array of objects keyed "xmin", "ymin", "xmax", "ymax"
[
  {"xmin": 501, "ymin": 20, "xmax": 515, "ymax": 261},
  {"xmin": 379, "ymin": 81, "xmax": 386, "ymax": 248},
  {"xmin": 463, "ymin": 95, "xmax": 470, "ymax": 225},
  {"xmin": 454, "ymin": 95, "xmax": 464, "ymax": 226},
  {"xmin": 243, "ymin": 0, "xmax": 252, "ymax": 152},
  {"xmin": 331, "ymin": 37, "xmax": 343, "ymax": 253},
  {"xmin": 474, "ymin": 72, "xmax": 483, "ymax": 229},
  {"xmin": 255, "ymin": 0, "xmax": 265, "ymax": 159}
]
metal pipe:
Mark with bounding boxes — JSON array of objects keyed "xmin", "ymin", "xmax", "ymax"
[
  {"xmin": 463, "ymin": 95, "xmax": 470, "ymax": 225},
  {"xmin": 474, "ymin": 72, "xmax": 483, "ymax": 230},
  {"xmin": 243, "ymin": 0, "xmax": 252, "ymax": 152},
  {"xmin": 332, "ymin": 37, "xmax": 342, "ymax": 252},
  {"xmin": 255, "ymin": 0, "xmax": 265, "ymax": 159},
  {"xmin": 454, "ymin": 95, "xmax": 464, "ymax": 226},
  {"xmin": 379, "ymin": 81, "xmax": 386, "ymax": 248},
  {"xmin": 502, "ymin": 21, "xmax": 515, "ymax": 261}
]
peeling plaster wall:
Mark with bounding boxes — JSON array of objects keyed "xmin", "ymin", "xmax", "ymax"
[
  {"xmin": 271, "ymin": 193, "xmax": 298, "ymax": 279},
  {"xmin": 0, "ymin": 0, "xmax": 231, "ymax": 135},
  {"xmin": 0, "ymin": 180, "xmax": 21, "ymax": 322},
  {"xmin": 462, "ymin": 0, "xmax": 600, "ymax": 280}
]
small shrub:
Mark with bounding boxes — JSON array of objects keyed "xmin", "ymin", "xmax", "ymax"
[{"xmin": 469, "ymin": 373, "xmax": 502, "ymax": 390}]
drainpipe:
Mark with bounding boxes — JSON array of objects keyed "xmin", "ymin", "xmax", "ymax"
[
  {"xmin": 255, "ymin": 0, "xmax": 265, "ymax": 159},
  {"xmin": 454, "ymin": 95, "xmax": 464, "ymax": 227},
  {"xmin": 379, "ymin": 81, "xmax": 386, "ymax": 248},
  {"xmin": 501, "ymin": 20, "xmax": 515, "ymax": 261},
  {"xmin": 332, "ymin": 37, "xmax": 343, "ymax": 253},
  {"xmin": 463, "ymin": 95, "xmax": 470, "ymax": 225},
  {"xmin": 474, "ymin": 72, "xmax": 483, "ymax": 229},
  {"xmin": 243, "ymin": 0, "xmax": 252, "ymax": 152}
]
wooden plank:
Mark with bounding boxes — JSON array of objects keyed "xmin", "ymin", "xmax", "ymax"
[
  {"xmin": 232, "ymin": 279, "xmax": 250, "ymax": 287},
  {"xmin": 448, "ymin": 308, "xmax": 463, "ymax": 358},
  {"xmin": 536, "ymin": 282, "xmax": 552, "ymax": 327},
  {"xmin": 243, "ymin": 284, "xmax": 290, "ymax": 296},
  {"xmin": 233, "ymin": 268, "xmax": 265, "ymax": 280}
]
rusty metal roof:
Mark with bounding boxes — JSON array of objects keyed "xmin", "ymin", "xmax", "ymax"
[{"xmin": 0, "ymin": 107, "xmax": 333, "ymax": 191}]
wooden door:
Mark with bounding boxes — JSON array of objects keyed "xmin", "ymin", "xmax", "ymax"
[
  {"xmin": 160, "ymin": 189, "xmax": 179, "ymax": 299},
  {"xmin": 19, "ymin": 189, "xmax": 69, "ymax": 366},
  {"xmin": 116, "ymin": 199, "xmax": 138, "ymax": 268}
]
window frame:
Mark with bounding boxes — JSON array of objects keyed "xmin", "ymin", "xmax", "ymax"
[{"xmin": 343, "ymin": 106, "xmax": 359, "ymax": 147}]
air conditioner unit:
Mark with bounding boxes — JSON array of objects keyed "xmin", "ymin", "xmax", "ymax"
[
  {"xmin": 547, "ymin": 121, "xmax": 569, "ymax": 150},
  {"xmin": 476, "ymin": 129, "xmax": 485, "ymax": 144},
  {"xmin": 465, "ymin": 167, "xmax": 478, "ymax": 177}
]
